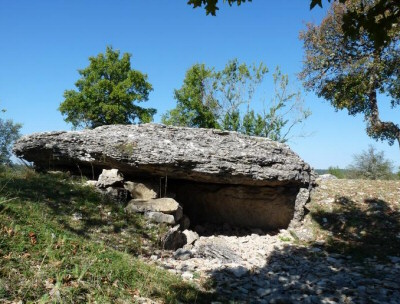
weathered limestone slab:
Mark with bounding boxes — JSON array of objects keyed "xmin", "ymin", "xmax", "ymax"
[
  {"xmin": 144, "ymin": 211, "xmax": 175, "ymax": 225},
  {"xmin": 13, "ymin": 123, "xmax": 315, "ymax": 187},
  {"xmin": 125, "ymin": 198, "xmax": 183, "ymax": 221}
]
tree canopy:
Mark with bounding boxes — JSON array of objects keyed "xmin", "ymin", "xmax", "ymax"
[
  {"xmin": 59, "ymin": 46, "xmax": 155, "ymax": 129},
  {"xmin": 163, "ymin": 60, "xmax": 310, "ymax": 142},
  {"xmin": 190, "ymin": 0, "xmax": 399, "ymax": 49},
  {"xmin": 300, "ymin": 0, "xmax": 400, "ymax": 148},
  {"xmin": 0, "ymin": 108, "xmax": 21, "ymax": 165},
  {"xmin": 187, "ymin": 0, "xmax": 251, "ymax": 15}
]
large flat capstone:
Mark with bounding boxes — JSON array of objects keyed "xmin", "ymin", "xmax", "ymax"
[
  {"xmin": 13, "ymin": 123, "xmax": 315, "ymax": 187},
  {"xmin": 13, "ymin": 123, "xmax": 316, "ymax": 229}
]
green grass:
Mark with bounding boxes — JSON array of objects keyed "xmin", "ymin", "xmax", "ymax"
[{"xmin": 0, "ymin": 166, "xmax": 212, "ymax": 303}]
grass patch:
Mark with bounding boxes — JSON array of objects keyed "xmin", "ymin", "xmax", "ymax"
[
  {"xmin": 0, "ymin": 166, "xmax": 213, "ymax": 303},
  {"xmin": 307, "ymin": 179, "xmax": 400, "ymax": 261}
]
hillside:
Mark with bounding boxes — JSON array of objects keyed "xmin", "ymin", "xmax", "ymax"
[
  {"xmin": 0, "ymin": 167, "xmax": 212, "ymax": 303},
  {"xmin": 1, "ymin": 167, "xmax": 399, "ymax": 303}
]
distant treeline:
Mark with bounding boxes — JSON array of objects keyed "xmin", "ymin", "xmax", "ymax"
[{"xmin": 316, "ymin": 167, "xmax": 400, "ymax": 180}]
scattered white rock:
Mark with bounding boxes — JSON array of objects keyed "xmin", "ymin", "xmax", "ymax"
[
  {"xmin": 183, "ymin": 229, "xmax": 199, "ymax": 245},
  {"xmin": 124, "ymin": 181, "xmax": 157, "ymax": 200},
  {"xmin": 96, "ymin": 169, "xmax": 124, "ymax": 188},
  {"xmin": 145, "ymin": 211, "xmax": 175, "ymax": 225},
  {"xmin": 85, "ymin": 180, "xmax": 97, "ymax": 187}
]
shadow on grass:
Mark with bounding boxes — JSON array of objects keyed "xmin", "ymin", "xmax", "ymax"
[
  {"xmin": 0, "ymin": 169, "xmax": 159, "ymax": 254},
  {"xmin": 311, "ymin": 196, "xmax": 400, "ymax": 260}
]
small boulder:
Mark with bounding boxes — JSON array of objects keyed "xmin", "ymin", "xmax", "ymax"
[
  {"xmin": 96, "ymin": 169, "xmax": 124, "ymax": 188},
  {"xmin": 161, "ymin": 225, "xmax": 187, "ymax": 250},
  {"xmin": 125, "ymin": 198, "xmax": 182, "ymax": 220},
  {"xmin": 144, "ymin": 211, "xmax": 175, "ymax": 225},
  {"xmin": 124, "ymin": 181, "xmax": 157, "ymax": 200},
  {"xmin": 318, "ymin": 174, "xmax": 338, "ymax": 181},
  {"xmin": 173, "ymin": 248, "xmax": 192, "ymax": 261},
  {"xmin": 183, "ymin": 229, "xmax": 199, "ymax": 245}
]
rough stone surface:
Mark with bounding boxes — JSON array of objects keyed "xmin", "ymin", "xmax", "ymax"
[
  {"xmin": 144, "ymin": 211, "xmax": 175, "ymax": 225},
  {"xmin": 13, "ymin": 123, "xmax": 315, "ymax": 187},
  {"xmin": 183, "ymin": 229, "xmax": 199, "ymax": 245},
  {"xmin": 124, "ymin": 181, "xmax": 157, "ymax": 200},
  {"xmin": 289, "ymin": 188, "xmax": 310, "ymax": 229},
  {"xmin": 96, "ymin": 169, "xmax": 124, "ymax": 188},
  {"xmin": 161, "ymin": 225, "xmax": 187, "ymax": 250},
  {"xmin": 125, "ymin": 198, "xmax": 180, "ymax": 215}
]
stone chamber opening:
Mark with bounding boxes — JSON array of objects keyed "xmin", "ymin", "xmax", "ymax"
[{"xmin": 165, "ymin": 179, "xmax": 300, "ymax": 235}]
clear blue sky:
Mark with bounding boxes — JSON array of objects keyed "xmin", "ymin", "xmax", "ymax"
[{"xmin": 0, "ymin": 0, "xmax": 399, "ymax": 169}]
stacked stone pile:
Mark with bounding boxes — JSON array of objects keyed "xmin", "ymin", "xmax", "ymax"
[{"xmin": 88, "ymin": 168, "xmax": 199, "ymax": 250}]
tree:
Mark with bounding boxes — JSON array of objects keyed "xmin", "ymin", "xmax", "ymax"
[
  {"xmin": 59, "ymin": 46, "xmax": 155, "ymax": 129},
  {"xmin": 300, "ymin": 1, "xmax": 400, "ymax": 149},
  {"xmin": 0, "ymin": 109, "xmax": 22, "ymax": 165},
  {"xmin": 189, "ymin": 0, "xmax": 399, "ymax": 50},
  {"xmin": 348, "ymin": 145, "xmax": 395, "ymax": 179},
  {"xmin": 163, "ymin": 60, "xmax": 310, "ymax": 142},
  {"xmin": 310, "ymin": 0, "xmax": 399, "ymax": 49},
  {"xmin": 188, "ymin": 0, "xmax": 251, "ymax": 15},
  {"xmin": 161, "ymin": 64, "xmax": 219, "ymax": 128}
]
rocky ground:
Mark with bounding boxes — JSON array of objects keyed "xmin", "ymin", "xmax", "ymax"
[{"xmin": 144, "ymin": 178, "xmax": 400, "ymax": 303}]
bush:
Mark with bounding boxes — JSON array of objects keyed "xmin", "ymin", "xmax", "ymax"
[
  {"xmin": 327, "ymin": 166, "xmax": 346, "ymax": 179},
  {"xmin": 347, "ymin": 146, "xmax": 395, "ymax": 180}
]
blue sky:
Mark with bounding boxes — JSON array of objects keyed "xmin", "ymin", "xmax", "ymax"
[{"xmin": 0, "ymin": 0, "xmax": 399, "ymax": 169}]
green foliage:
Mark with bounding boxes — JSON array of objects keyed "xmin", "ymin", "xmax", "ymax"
[
  {"xmin": 0, "ymin": 110, "xmax": 22, "ymax": 165},
  {"xmin": 0, "ymin": 168, "xmax": 211, "ymax": 303},
  {"xmin": 162, "ymin": 64, "xmax": 219, "ymax": 128},
  {"xmin": 300, "ymin": 0, "xmax": 400, "ymax": 148},
  {"xmin": 347, "ymin": 145, "xmax": 395, "ymax": 180},
  {"xmin": 188, "ymin": 0, "xmax": 251, "ymax": 15},
  {"xmin": 311, "ymin": 0, "xmax": 399, "ymax": 49},
  {"xmin": 191, "ymin": 0, "xmax": 399, "ymax": 50},
  {"xmin": 327, "ymin": 166, "xmax": 346, "ymax": 179},
  {"xmin": 59, "ymin": 46, "xmax": 156, "ymax": 129},
  {"xmin": 163, "ymin": 61, "xmax": 310, "ymax": 143}
]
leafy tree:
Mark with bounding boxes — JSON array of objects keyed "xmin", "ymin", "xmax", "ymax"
[
  {"xmin": 347, "ymin": 145, "xmax": 395, "ymax": 179},
  {"xmin": 161, "ymin": 64, "xmax": 219, "ymax": 128},
  {"xmin": 59, "ymin": 46, "xmax": 155, "ymax": 129},
  {"xmin": 163, "ymin": 60, "xmax": 310, "ymax": 142},
  {"xmin": 300, "ymin": 1, "xmax": 400, "ymax": 149},
  {"xmin": 0, "ymin": 109, "xmax": 22, "ymax": 165},
  {"xmin": 190, "ymin": 0, "xmax": 399, "ymax": 50},
  {"xmin": 310, "ymin": 0, "xmax": 399, "ymax": 49}
]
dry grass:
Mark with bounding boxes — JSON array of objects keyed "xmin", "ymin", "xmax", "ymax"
[{"xmin": 306, "ymin": 178, "xmax": 400, "ymax": 260}]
